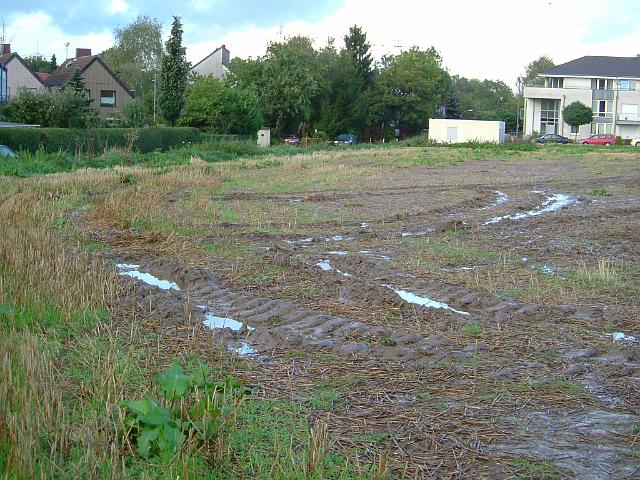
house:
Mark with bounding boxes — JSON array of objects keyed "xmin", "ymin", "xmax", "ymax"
[
  {"xmin": 0, "ymin": 63, "xmax": 7, "ymax": 104},
  {"xmin": 429, "ymin": 119, "xmax": 505, "ymax": 143},
  {"xmin": 190, "ymin": 45, "xmax": 230, "ymax": 79},
  {"xmin": 524, "ymin": 56, "xmax": 640, "ymax": 139},
  {"xmin": 45, "ymin": 48, "xmax": 134, "ymax": 120},
  {"xmin": 0, "ymin": 44, "xmax": 45, "ymax": 99}
]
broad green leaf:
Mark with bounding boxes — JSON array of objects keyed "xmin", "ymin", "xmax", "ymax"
[
  {"xmin": 123, "ymin": 398, "xmax": 157, "ymax": 416},
  {"xmin": 157, "ymin": 363, "xmax": 189, "ymax": 401},
  {"xmin": 142, "ymin": 405, "xmax": 173, "ymax": 426},
  {"xmin": 137, "ymin": 427, "xmax": 159, "ymax": 458}
]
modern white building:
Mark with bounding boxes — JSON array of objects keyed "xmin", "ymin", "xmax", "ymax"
[
  {"xmin": 428, "ymin": 119, "xmax": 505, "ymax": 143},
  {"xmin": 524, "ymin": 56, "xmax": 640, "ymax": 139},
  {"xmin": 190, "ymin": 45, "xmax": 230, "ymax": 79}
]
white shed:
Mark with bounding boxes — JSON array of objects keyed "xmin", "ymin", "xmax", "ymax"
[{"xmin": 428, "ymin": 119, "xmax": 505, "ymax": 144}]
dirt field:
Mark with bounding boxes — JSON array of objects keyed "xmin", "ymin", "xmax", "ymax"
[{"xmin": 3, "ymin": 145, "xmax": 640, "ymax": 478}]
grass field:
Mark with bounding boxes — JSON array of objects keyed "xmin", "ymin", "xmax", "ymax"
[{"xmin": 1, "ymin": 142, "xmax": 639, "ymax": 479}]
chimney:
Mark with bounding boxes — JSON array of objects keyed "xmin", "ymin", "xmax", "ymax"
[
  {"xmin": 1, "ymin": 44, "xmax": 10, "ymax": 55},
  {"xmin": 75, "ymin": 48, "xmax": 92, "ymax": 58}
]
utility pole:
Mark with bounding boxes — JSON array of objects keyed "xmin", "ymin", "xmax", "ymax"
[
  {"xmin": 153, "ymin": 73, "xmax": 157, "ymax": 124},
  {"xmin": 516, "ymin": 77, "xmax": 523, "ymax": 137}
]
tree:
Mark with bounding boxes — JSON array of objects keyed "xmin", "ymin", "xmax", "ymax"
[
  {"xmin": 1, "ymin": 89, "xmax": 100, "ymax": 127},
  {"xmin": 101, "ymin": 16, "xmax": 162, "ymax": 101},
  {"xmin": 50, "ymin": 54, "xmax": 58, "ymax": 72},
  {"xmin": 159, "ymin": 16, "xmax": 189, "ymax": 125},
  {"xmin": 344, "ymin": 25, "xmax": 373, "ymax": 87},
  {"xmin": 563, "ymin": 101, "xmax": 593, "ymax": 140},
  {"xmin": 372, "ymin": 47, "xmax": 451, "ymax": 136},
  {"xmin": 23, "ymin": 54, "xmax": 55, "ymax": 74},
  {"xmin": 523, "ymin": 55, "xmax": 555, "ymax": 87},
  {"xmin": 68, "ymin": 70, "xmax": 86, "ymax": 95},
  {"xmin": 452, "ymin": 77, "xmax": 518, "ymax": 130},
  {"xmin": 120, "ymin": 98, "xmax": 148, "ymax": 127}
]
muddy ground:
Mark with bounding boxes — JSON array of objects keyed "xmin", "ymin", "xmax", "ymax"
[{"xmin": 84, "ymin": 150, "xmax": 639, "ymax": 478}]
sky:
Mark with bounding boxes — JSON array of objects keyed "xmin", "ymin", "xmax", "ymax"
[{"xmin": 3, "ymin": 0, "xmax": 640, "ymax": 88}]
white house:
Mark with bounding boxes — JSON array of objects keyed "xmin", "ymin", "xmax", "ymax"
[
  {"xmin": 524, "ymin": 56, "xmax": 640, "ymax": 139},
  {"xmin": 190, "ymin": 45, "xmax": 230, "ymax": 79},
  {"xmin": 429, "ymin": 119, "xmax": 505, "ymax": 143},
  {"xmin": 0, "ymin": 44, "xmax": 45, "ymax": 99}
]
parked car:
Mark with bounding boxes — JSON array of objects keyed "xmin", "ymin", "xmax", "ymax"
[
  {"xmin": 578, "ymin": 133, "xmax": 616, "ymax": 145},
  {"xmin": 630, "ymin": 137, "xmax": 640, "ymax": 147},
  {"xmin": 284, "ymin": 135, "xmax": 301, "ymax": 147},
  {"xmin": 333, "ymin": 133, "xmax": 357, "ymax": 145},
  {"xmin": 0, "ymin": 145, "xmax": 17, "ymax": 158},
  {"xmin": 533, "ymin": 133, "xmax": 569, "ymax": 144}
]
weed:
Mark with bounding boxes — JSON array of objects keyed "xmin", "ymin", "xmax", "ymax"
[
  {"xmin": 591, "ymin": 187, "xmax": 612, "ymax": 196},
  {"xmin": 461, "ymin": 323, "xmax": 484, "ymax": 336},
  {"xmin": 513, "ymin": 458, "xmax": 566, "ymax": 479}
]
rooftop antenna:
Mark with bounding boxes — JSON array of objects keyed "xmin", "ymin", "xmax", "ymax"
[
  {"xmin": 1, "ymin": 21, "xmax": 16, "ymax": 45},
  {"xmin": 65, "ymin": 42, "xmax": 70, "ymax": 59},
  {"xmin": 278, "ymin": 22, "xmax": 284, "ymax": 40}
]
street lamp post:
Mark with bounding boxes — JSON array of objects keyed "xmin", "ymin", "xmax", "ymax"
[{"xmin": 152, "ymin": 74, "xmax": 157, "ymax": 125}]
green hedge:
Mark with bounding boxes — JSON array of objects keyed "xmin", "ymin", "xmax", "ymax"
[{"xmin": 0, "ymin": 127, "xmax": 201, "ymax": 154}]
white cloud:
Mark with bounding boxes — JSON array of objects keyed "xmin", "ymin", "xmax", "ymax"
[
  {"xmin": 5, "ymin": 11, "xmax": 113, "ymax": 61},
  {"xmin": 185, "ymin": 0, "xmax": 640, "ymax": 88},
  {"xmin": 107, "ymin": 0, "xmax": 129, "ymax": 15}
]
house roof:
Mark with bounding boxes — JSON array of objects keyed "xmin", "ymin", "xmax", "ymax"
[
  {"xmin": 0, "ymin": 53, "xmax": 44, "ymax": 85},
  {"xmin": 541, "ymin": 56, "xmax": 640, "ymax": 78},
  {"xmin": 191, "ymin": 45, "xmax": 230, "ymax": 71},
  {"xmin": 46, "ymin": 55, "xmax": 133, "ymax": 97}
]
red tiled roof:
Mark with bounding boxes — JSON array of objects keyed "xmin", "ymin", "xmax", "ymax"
[
  {"xmin": 45, "ymin": 55, "xmax": 96, "ymax": 87},
  {"xmin": 35, "ymin": 72, "xmax": 49, "ymax": 83}
]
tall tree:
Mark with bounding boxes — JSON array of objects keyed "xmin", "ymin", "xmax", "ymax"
[
  {"xmin": 23, "ymin": 54, "xmax": 55, "ymax": 74},
  {"xmin": 50, "ymin": 54, "xmax": 58, "ymax": 71},
  {"xmin": 523, "ymin": 55, "xmax": 555, "ymax": 87},
  {"xmin": 372, "ymin": 47, "xmax": 451, "ymax": 136},
  {"xmin": 159, "ymin": 16, "xmax": 189, "ymax": 126},
  {"xmin": 101, "ymin": 16, "xmax": 163, "ymax": 99},
  {"xmin": 68, "ymin": 70, "xmax": 86, "ymax": 95},
  {"xmin": 344, "ymin": 25, "xmax": 373, "ymax": 87}
]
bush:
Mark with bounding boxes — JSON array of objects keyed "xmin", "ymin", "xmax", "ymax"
[{"xmin": 0, "ymin": 127, "xmax": 201, "ymax": 154}]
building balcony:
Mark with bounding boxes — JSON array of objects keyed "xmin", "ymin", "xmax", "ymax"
[
  {"xmin": 524, "ymin": 86, "xmax": 566, "ymax": 100},
  {"xmin": 618, "ymin": 113, "xmax": 640, "ymax": 124}
]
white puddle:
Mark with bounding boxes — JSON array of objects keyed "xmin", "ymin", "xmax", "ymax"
[
  {"xmin": 479, "ymin": 191, "xmax": 509, "ymax": 210},
  {"xmin": 198, "ymin": 305, "xmax": 254, "ymax": 332},
  {"xmin": 325, "ymin": 235, "xmax": 352, "ymax": 242},
  {"xmin": 326, "ymin": 251, "xmax": 349, "ymax": 256},
  {"xmin": 315, "ymin": 260, "xmax": 352, "ymax": 277},
  {"xmin": 607, "ymin": 332, "xmax": 636, "ymax": 342},
  {"xmin": 485, "ymin": 193, "xmax": 575, "ymax": 225},
  {"xmin": 401, "ymin": 230, "xmax": 430, "ymax": 237},
  {"xmin": 231, "ymin": 342, "xmax": 257, "ymax": 356},
  {"xmin": 360, "ymin": 222, "xmax": 370, "ymax": 228},
  {"xmin": 359, "ymin": 250, "xmax": 391, "ymax": 261},
  {"xmin": 116, "ymin": 264, "xmax": 181, "ymax": 291},
  {"xmin": 383, "ymin": 285, "xmax": 470, "ymax": 316},
  {"xmin": 284, "ymin": 237, "xmax": 314, "ymax": 245}
]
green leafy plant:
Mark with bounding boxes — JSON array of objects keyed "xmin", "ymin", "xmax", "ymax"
[{"xmin": 119, "ymin": 361, "xmax": 248, "ymax": 463}]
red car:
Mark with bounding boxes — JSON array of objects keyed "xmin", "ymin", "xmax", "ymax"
[{"xmin": 579, "ymin": 133, "xmax": 616, "ymax": 145}]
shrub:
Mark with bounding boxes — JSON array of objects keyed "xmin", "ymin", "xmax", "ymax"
[{"xmin": 0, "ymin": 127, "xmax": 201, "ymax": 154}]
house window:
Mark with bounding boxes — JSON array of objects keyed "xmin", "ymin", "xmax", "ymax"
[
  {"xmin": 591, "ymin": 78, "xmax": 614, "ymax": 90},
  {"xmin": 546, "ymin": 77, "xmax": 564, "ymax": 88},
  {"xmin": 570, "ymin": 125, "xmax": 578, "ymax": 134},
  {"xmin": 592, "ymin": 100, "xmax": 613, "ymax": 118},
  {"xmin": 100, "ymin": 90, "xmax": 116, "ymax": 107},
  {"xmin": 590, "ymin": 123, "xmax": 613, "ymax": 135},
  {"xmin": 539, "ymin": 99, "xmax": 559, "ymax": 134},
  {"xmin": 84, "ymin": 89, "xmax": 91, "ymax": 100}
]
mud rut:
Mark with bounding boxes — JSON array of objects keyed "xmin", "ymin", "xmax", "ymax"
[{"xmin": 97, "ymin": 162, "xmax": 639, "ymax": 479}]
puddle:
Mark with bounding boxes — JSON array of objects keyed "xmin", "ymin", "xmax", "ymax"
[
  {"xmin": 326, "ymin": 251, "xmax": 349, "ymax": 256},
  {"xmin": 485, "ymin": 193, "xmax": 575, "ymax": 225},
  {"xmin": 198, "ymin": 305, "xmax": 255, "ymax": 332},
  {"xmin": 383, "ymin": 285, "xmax": 470, "ymax": 316},
  {"xmin": 359, "ymin": 250, "xmax": 391, "ymax": 261},
  {"xmin": 315, "ymin": 260, "xmax": 352, "ymax": 277},
  {"xmin": 401, "ymin": 230, "xmax": 430, "ymax": 237},
  {"xmin": 607, "ymin": 332, "xmax": 636, "ymax": 342},
  {"xmin": 230, "ymin": 342, "xmax": 257, "ymax": 356},
  {"xmin": 116, "ymin": 264, "xmax": 181, "ymax": 291},
  {"xmin": 479, "ymin": 191, "xmax": 509, "ymax": 210},
  {"xmin": 284, "ymin": 237, "xmax": 314, "ymax": 245},
  {"xmin": 325, "ymin": 235, "xmax": 352, "ymax": 242},
  {"xmin": 360, "ymin": 222, "xmax": 370, "ymax": 228}
]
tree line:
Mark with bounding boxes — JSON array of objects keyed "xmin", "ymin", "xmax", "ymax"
[{"xmin": 3, "ymin": 15, "xmax": 557, "ymax": 139}]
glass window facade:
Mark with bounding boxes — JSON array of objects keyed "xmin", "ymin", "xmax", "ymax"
[{"xmin": 540, "ymin": 99, "xmax": 560, "ymax": 134}]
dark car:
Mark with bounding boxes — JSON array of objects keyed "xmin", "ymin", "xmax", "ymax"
[
  {"xmin": 284, "ymin": 135, "xmax": 301, "ymax": 147},
  {"xmin": 533, "ymin": 133, "xmax": 569, "ymax": 144},
  {"xmin": 333, "ymin": 133, "xmax": 357, "ymax": 145},
  {"xmin": 0, "ymin": 145, "xmax": 17, "ymax": 158}
]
